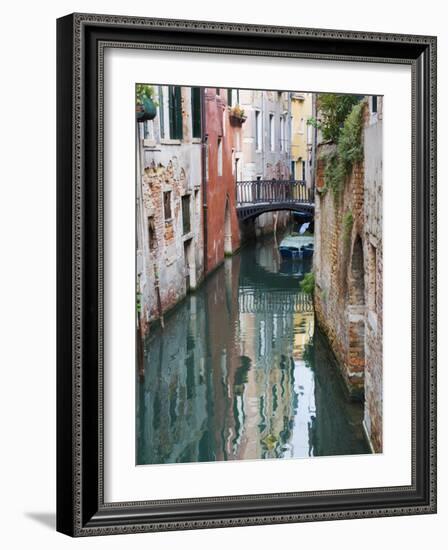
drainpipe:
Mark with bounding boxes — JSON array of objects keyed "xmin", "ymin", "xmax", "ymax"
[
  {"xmin": 287, "ymin": 92, "xmax": 292, "ymax": 179},
  {"xmin": 201, "ymin": 87, "xmax": 208, "ymax": 275},
  {"xmin": 312, "ymin": 95, "xmax": 318, "ymax": 199}
]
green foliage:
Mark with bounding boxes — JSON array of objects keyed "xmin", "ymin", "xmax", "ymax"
[
  {"xmin": 343, "ymin": 210, "xmax": 354, "ymax": 244},
  {"xmin": 136, "ymin": 84, "xmax": 158, "ymax": 106},
  {"xmin": 300, "ymin": 272, "xmax": 315, "ymax": 295},
  {"xmin": 323, "ymin": 151, "xmax": 345, "ymax": 195},
  {"xmin": 307, "ymin": 94, "xmax": 359, "ymax": 143},
  {"xmin": 322, "ymin": 101, "xmax": 365, "ymax": 196},
  {"xmin": 338, "ymin": 102, "xmax": 365, "ymax": 170}
]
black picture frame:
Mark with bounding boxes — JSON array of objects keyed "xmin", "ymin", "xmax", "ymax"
[{"xmin": 56, "ymin": 13, "xmax": 437, "ymax": 537}]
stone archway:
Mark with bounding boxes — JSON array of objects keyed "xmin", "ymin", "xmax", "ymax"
[
  {"xmin": 350, "ymin": 236, "xmax": 365, "ymax": 305},
  {"xmin": 347, "ymin": 235, "xmax": 366, "ymax": 398},
  {"xmin": 224, "ymin": 197, "xmax": 232, "ymax": 256}
]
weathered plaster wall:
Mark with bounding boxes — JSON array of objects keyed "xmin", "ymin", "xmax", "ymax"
[
  {"xmin": 238, "ymin": 89, "xmax": 292, "ymax": 237},
  {"xmin": 136, "ymin": 87, "xmax": 204, "ymax": 329}
]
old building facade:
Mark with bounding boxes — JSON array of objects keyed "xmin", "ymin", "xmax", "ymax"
[
  {"xmin": 290, "ymin": 92, "xmax": 314, "ymax": 185},
  {"xmin": 313, "ymin": 96, "xmax": 383, "ymax": 452},
  {"xmin": 238, "ymin": 89, "xmax": 293, "ymax": 236},
  {"xmin": 136, "ymin": 85, "xmax": 205, "ymax": 331}
]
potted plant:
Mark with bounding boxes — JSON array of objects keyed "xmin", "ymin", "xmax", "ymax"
[
  {"xmin": 229, "ymin": 104, "xmax": 247, "ymax": 125},
  {"xmin": 136, "ymin": 84, "xmax": 158, "ymax": 122}
]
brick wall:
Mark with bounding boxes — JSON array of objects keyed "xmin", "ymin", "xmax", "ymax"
[{"xmin": 314, "ymin": 101, "xmax": 383, "ymax": 452}]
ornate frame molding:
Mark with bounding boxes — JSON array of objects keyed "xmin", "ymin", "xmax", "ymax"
[{"xmin": 57, "ymin": 13, "xmax": 437, "ymax": 537}]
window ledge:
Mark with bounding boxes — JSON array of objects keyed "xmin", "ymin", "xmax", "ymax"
[
  {"xmin": 143, "ymin": 139, "xmax": 157, "ymax": 148},
  {"xmin": 160, "ymin": 138, "xmax": 182, "ymax": 146}
]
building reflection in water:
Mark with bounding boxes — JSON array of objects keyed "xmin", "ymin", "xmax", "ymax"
[{"xmin": 137, "ymin": 236, "xmax": 369, "ymax": 465}]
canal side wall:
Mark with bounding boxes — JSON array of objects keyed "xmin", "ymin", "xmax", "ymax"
[{"xmin": 313, "ymin": 98, "xmax": 383, "ymax": 452}]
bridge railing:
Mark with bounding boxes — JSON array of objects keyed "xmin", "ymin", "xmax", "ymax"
[
  {"xmin": 236, "ymin": 179, "xmax": 314, "ymax": 205},
  {"xmin": 239, "ymin": 288, "xmax": 314, "ymax": 314}
]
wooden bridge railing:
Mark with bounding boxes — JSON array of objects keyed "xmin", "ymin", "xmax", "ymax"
[{"xmin": 236, "ymin": 179, "xmax": 314, "ymax": 206}]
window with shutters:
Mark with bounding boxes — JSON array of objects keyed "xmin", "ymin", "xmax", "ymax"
[
  {"xmin": 158, "ymin": 86, "xmax": 165, "ymax": 139},
  {"xmin": 191, "ymin": 87, "xmax": 201, "ymax": 139},
  {"xmin": 227, "ymin": 88, "xmax": 232, "ymax": 107},
  {"xmin": 168, "ymin": 86, "xmax": 183, "ymax": 140}
]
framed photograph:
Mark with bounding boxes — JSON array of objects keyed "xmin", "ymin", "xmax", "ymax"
[{"xmin": 56, "ymin": 13, "xmax": 437, "ymax": 537}]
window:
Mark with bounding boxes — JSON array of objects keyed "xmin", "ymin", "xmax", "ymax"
[
  {"xmin": 158, "ymin": 86, "xmax": 165, "ymax": 139},
  {"xmin": 168, "ymin": 86, "xmax": 183, "ymax": 140},
  {"xmin": 182, "ymin": 195, "xmax": 191, "ymax": 235},
  {"xmin": 147, "ymin": 216, "xmax": 156, "ymax": 250},
  {"xmin": 371, "ymin": 95, "xmax": 378, "ymax": 114},
  {"xmin": 194, "ymin": 189, "xmax": 200, "ymax": 222},
  {"xmin": 255, "ymin": 110, "xmax": 261, "ymax": 151},
  {"xmin": 217, "ymin": 137, "xmax": 223, "ymax": 176},
  {"xmin": 227, "ymin": 88, "xmax": 232, "ymax": 107},
  {"xmin": 269, "ymin": 114, "xmax": 275, "ymax": 151},
  {"xmin": 163, "ymin": 191, "xmax": 172, "ymax": 221},
  {"xmin": 191, "ymin": 87, "xmax": 201, "ymax": 139},
  {"xmin": 307, "ymin": 120, "xmax": 313, "ymax": 144},
  {"xmin": 280, "ymin": 116, "xmax": 285, "ymax": 151},
  {"xmin": 227, "ymin": 89, "xmax": 239, "ymax": 107}
]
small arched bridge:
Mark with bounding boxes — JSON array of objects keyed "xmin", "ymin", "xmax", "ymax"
[{"xmin": 236, "ymin": 179, "xmax": 315, "ymax": 221}]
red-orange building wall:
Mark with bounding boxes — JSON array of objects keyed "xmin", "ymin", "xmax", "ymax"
[{"xmin": 204, "ymin": 89, "xmax": 241, "ymax": 273}]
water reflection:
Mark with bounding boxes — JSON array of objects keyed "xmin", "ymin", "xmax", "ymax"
[{"xmin": 137, "ymin": 235, "xmax": 369, "ymax": 465}]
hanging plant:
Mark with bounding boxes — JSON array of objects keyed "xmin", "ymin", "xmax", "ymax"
[
  {"xmin": 229, "ymin": 104, "xmax": 247, "ymax": 125},
  {"xmin": 136, "ymin": 84, "xmax": 158, "ymax": 122}
]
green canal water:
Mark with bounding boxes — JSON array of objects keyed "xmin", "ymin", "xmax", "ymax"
[{"xmin": 136, "ymin": 235, "xmax": 370, "ymax": 465}]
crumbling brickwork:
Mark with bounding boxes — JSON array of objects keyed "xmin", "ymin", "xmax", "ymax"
[{"xmin": 314, "ymin": 98, "xmax": 383, "ymax": 452}]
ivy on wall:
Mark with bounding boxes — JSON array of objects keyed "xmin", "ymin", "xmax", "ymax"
[{"xmin": 310, "ymin": 96, "xmax": 366, "ymax": 198}]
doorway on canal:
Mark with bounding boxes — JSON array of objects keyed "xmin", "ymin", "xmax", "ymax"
[{"xmin": 137, "ymin": 231, "xmax": 370, "ymax": 465}]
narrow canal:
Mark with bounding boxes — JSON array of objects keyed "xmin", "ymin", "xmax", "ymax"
[{"xmin": 137, "ymin": 233, "xmax": 370, "ymax": 465}]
